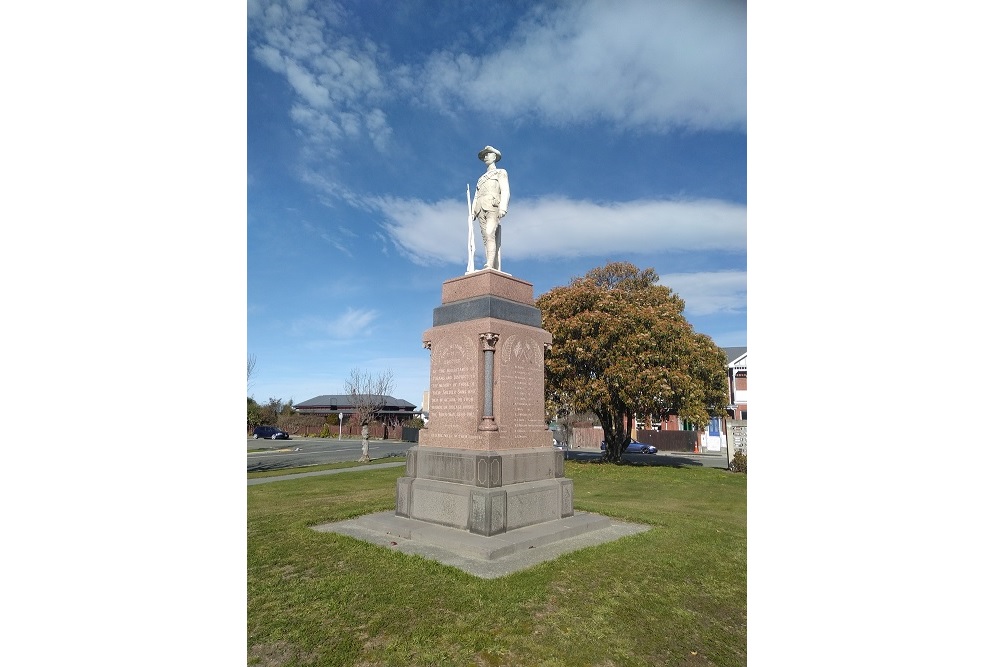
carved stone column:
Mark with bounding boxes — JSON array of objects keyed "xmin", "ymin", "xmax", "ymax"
[{"xmin": 478, "ymin": 332, "xmax": 500, "ymax": 431}]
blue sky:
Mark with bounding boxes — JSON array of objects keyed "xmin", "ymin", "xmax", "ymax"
[{"xmin": 247, "ymin": 0, "xmax": 746, "ymax": 409}]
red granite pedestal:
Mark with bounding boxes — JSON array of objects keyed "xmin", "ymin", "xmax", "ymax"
[{"xmin": 395, "ymin": 270, "xmax": 578, "ymax": 536}]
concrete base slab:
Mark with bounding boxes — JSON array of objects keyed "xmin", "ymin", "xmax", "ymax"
[{"xmin": 312, "ymin": 511, "xmax": 651, "ymax": 579}]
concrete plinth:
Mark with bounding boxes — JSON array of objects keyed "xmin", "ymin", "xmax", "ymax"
[{"xmin": 313, "ymin": 511, "xmax": 650, "ymax": 579}]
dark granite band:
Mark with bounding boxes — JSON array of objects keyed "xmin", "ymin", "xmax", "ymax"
[{"xmin": 433, "ymin": 295, "xmax": 542, "ymax": 327}]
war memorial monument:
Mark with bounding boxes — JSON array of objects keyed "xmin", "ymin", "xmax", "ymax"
[{"xmin": 315, "ymin": 146, "xmax": 647, "ymax": 578}]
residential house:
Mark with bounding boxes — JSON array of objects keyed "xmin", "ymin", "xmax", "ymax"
[
  {"xmin": 723, "ymin": 346, "xmax": 747, "ymax": 421},
  {"xmin": 292, "ymin": 394, "xmax": 419, "ymax": 424}
]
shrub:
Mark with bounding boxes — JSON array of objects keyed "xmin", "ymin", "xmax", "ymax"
[
  {"xmin": 729, "ymin": 450, "xmax": 747, "ymax": 473},
  {"xmin": 320, "ymin": 423, "xmax": 331, "ymax": 438}
]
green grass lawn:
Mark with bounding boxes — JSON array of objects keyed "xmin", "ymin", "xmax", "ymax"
[{"xmin": 248, "ymin": 461, "xmax": 746, "ymax": 667}]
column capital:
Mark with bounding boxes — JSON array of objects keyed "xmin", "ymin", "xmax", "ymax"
[{"xmin": 479, "ymin": 332, "xmax": 500, "ymax": 351}]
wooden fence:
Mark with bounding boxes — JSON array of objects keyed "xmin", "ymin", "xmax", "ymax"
[
  {"xmin": 570, "ymin": 426, "xmax": 701, "ymax": 452},
  {"xmin": 636, "ymin": 429, "xmax": 699, "ymax": 453}
]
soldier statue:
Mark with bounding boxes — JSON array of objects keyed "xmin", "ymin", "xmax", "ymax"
[{"xmin": 469, "ymin": 145, "xmax": 510, "ymax": 271}]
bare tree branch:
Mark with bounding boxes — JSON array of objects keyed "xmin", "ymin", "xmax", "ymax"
[
  {"xmin": 344, "ymin": 368, "xmax": 395, "ymax": 462},
  {"xmin": 247, "ymin": 354, "xmax": 257, "ymax": 390}
]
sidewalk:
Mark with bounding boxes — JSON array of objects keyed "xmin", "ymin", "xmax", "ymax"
[{"xmin": 247, "ymin": 461, "xmax": 405, "ymax": 486}]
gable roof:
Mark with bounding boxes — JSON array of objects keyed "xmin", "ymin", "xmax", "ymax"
[
  {"xmin": 722, "ymin": 346, "xmax": 747, "ymax": 365},
  {"xmin": 293, "ymin": 394, "xmax": 417, "ymax": 411},
  {"xmin": 722, "ymin": 347, "xmax": 747, "ymax": 372}
]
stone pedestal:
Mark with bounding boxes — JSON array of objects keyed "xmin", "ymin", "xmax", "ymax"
[{"xmin": 396, "ymin": 270, "xmax": 571, "ymax": 535}]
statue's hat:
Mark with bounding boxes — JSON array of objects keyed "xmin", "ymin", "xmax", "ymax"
[{"xmin": 477, "ymin": 145, "xmax": 502, "ymax": 162}]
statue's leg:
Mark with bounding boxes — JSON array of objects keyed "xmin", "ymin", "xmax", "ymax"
[
  {"xmin": 479, "ymin": 216, "xmax": 490, "ymax": 269},
  {"xmin": 480, "ymin": 212, "xmax": 499, "ymax": 269}
]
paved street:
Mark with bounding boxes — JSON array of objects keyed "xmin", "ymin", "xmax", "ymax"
[{"xmin": 247, "ymin": 436, "xmax": 416, "ymax": 472}]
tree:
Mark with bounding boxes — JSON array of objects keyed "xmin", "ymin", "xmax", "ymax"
[
  {"xmin": 247, "ymin": 397, "xmax": 265, "ymax": 432},
  {"xmin": 536, "ymin": 261, "xmax": 730, "ymax": 463},
  {"xmin": 344, "ymin": 368, "xmax": 395, "ymax": 463},
  {"xmin": 248, "ymin": 394, "xmax": 301, "ymax": 434}
]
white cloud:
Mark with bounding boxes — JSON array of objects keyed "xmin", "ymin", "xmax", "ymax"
[
  {"xmin": 365, "ymin": 108, "xmax": 392, "ymax": 152},
  {"xmin": 414, "ymin": 0, "xmax": 746, "ymax": 131},
  {"xmin": 289, "ymin": 308, "xmax": 378, "ymax": 340},
  {"xmin": 289, "ymin": 104, "xmax": 342, "ymax": 143},
  {"xmin": 250, "ymin": 0, "xmax": 745, "ymax": 190},
  {"xmin": 248, "ymin": 1, "xmax": 386, "ymax": 154},
  {"xmin": 658, "ymin": 270, "xmax": 746, "ymax": 316},
  {"xmin": 327, "ymin": 308, "xmax": 377, "ymax": 337},
  {"xmin": 376, "ymin": 196, "xmax": 746, "ymax": 265},
  {"xmin": 285, "ymin": 61, "xmax": 331, "ymax": 109},
  {"xmin": 252, "ymin": 44, "xmax": 284, "ymax": 72}
]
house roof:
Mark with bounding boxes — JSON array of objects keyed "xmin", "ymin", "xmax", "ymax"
[
  {"xmin": 722, "ymin": 347, "xmax": 747, "ymax": 372},
  {"xmin": 293, "ymin": 394, "xmax": 418, "ymax": 411},
  {"xmin": 722, "ymin": 346, "xmax": 747, "ymax": 365}
]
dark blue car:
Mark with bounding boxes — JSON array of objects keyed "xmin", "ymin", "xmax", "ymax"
[
  {"xmin": 600, "ymin": 438, "xmax": 658, "ymax": 454},
  {"xmin": 252, "ymin": 426, "xmax": 290, "ymax": 440}
]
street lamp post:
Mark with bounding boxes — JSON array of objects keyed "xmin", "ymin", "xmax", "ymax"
[{"xmin": 338, "ymin": 412, "xmax": 343, "ymax": 440}]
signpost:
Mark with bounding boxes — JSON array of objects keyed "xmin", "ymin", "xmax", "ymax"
[{"xmin": 725, "ymin": 420, "xmax": 747, "ymax": 469}]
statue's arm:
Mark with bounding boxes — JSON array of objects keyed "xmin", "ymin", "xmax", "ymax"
[{"xmin": 498, "ymin": 170, "xmax": 510, "ymax": 217}]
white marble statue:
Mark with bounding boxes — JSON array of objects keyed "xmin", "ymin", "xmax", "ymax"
[{"xmin": 471, "ymin": 145, "xmax": 509, "ymax": 271}]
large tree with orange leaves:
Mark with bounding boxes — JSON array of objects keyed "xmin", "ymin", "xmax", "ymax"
[{"xmin": 537, "ymin": 262, "xmax": 729, "ymax": 463}]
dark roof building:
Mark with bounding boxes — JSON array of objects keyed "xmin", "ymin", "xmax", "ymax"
[{"xmin": 292, "ymin": 394, "xmax": 419, "ymax": 420}]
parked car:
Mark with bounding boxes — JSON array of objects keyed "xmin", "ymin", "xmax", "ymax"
[
  {"xmin": 600, "ymin": 438, "xmax": 658, "ymax": 454},
  {"xmin": 553, "ymin": 439, "xmax": 569, "ymax": 458},
  {"xmin": 252, "ymin": 426, "xmax": 290, "ymax": 440}
]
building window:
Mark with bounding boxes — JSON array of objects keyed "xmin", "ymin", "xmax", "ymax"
[{"xmin": 735, "ymin": 371, "xmax": 747, "ymax": 391}]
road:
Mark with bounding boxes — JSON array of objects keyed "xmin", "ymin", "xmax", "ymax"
[
  {"xmin": 248, "ymin": 436, "xmax": 729, "ymax": 473},
  {"xmin": 247, "ymin": 436, "xmax": 417, "ymax": 472}
]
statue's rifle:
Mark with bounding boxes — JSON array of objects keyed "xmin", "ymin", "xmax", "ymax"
[{"xmin": 466, "ymin": 183, "xmax": 475, "ymax": 273}]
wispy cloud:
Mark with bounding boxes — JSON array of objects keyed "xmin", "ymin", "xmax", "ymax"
[
  {"xmin": 376, "ymin": 196, "xmax": 746, "ymax": 266},
  {"xmin": 410, "ymin": 0, "xmax": 746, "ymax": 131},
  {"xmin": 289, "ymin": 307, "xmax": 379, "ymax": 341},
  {"xmin": 301, "ymin": 220, "xmax": 353, "ymax": 255}
]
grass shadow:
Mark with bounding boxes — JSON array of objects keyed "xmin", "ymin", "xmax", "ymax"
[{"xmin": 564, "ymin": 450, "xmax": 730, "ymax": 470}]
